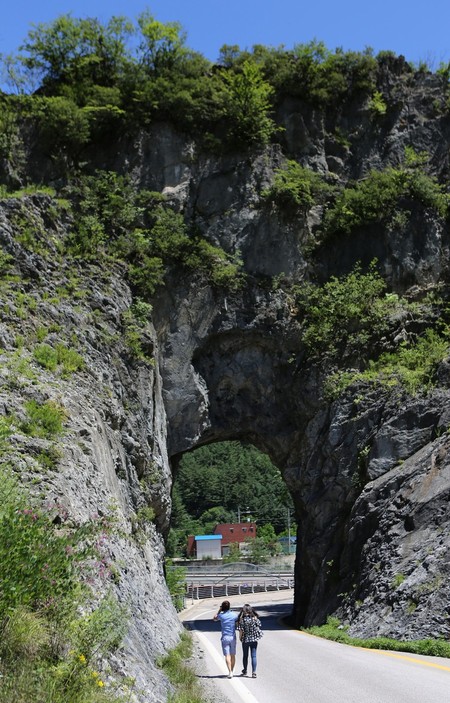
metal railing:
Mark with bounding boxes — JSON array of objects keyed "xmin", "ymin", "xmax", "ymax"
[
  {"xmin": 168, "ymin": 562, "xmax": 295, "ymax": 608},
  {"xmin": 185, "ymin": 577, "xmax": 294, "ymax": 603}
]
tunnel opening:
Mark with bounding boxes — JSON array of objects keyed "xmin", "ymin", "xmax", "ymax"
[
  {"xmin": 167, "ymin": 439, "xmax": 296, "ymax": 566},
  {"xmin": 161, "ymin": 325, "xmax": 362, "ymax": 629}
]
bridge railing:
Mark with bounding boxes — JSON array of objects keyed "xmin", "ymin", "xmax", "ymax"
[{"xmin": 185, "ymin": 577, "xmax": 294, "ymax": 603}]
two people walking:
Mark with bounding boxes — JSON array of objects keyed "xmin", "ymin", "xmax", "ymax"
[{"xmin": 213, "ymin": 600, "xmax": 263, "ymax": 679}]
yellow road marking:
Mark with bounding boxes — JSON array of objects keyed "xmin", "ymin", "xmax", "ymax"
[
  {"xmin": 368, "ymin": 648, "xmax": 450, "ymax": 672},
  {"xmin": 295, "ymin": 629, "xmax": 450, "ymax": 672}
]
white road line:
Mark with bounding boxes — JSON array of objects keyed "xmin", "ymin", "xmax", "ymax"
[{"xmin": 190, "ymin": 607, "xmax": 260, "ymax": 703}]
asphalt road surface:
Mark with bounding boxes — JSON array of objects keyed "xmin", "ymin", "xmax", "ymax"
[{"xmin": 182, "ymin": 596, "xmax": 450, "ymax": 703}]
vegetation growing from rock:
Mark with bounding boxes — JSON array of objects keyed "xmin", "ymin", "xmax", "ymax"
[
  {"xmin": 0, "ymin": 189, "xmax": 174, "ymax": 698},
  {"xmin": 0, "ymin": 463, "xmax": 129, "ymax": 703},
  {"xmin": 294, "ymin": 261, "xmax": 450, "ymax": 396},
  {"xmin": 21, "ymin": 399, "xmax": 67, "ymax": 438},
  {"xmin": 262, "ymin": 160, "xmax": 334, "ymax": 212},
  {"xmin": 293, "ymin": 262, "xmax": 394, "ymax": 362},
  {"xmin": 329, "ymin": 328, "xmax": 449, "ymax": 397},
  {"xmin": 322, "ymin": 148, "xmax": 449, "ymax": 237},
  {"xmin": 33, "ymin": 341, "xmax": 84, "ymax": 375},
  {"xmin": 64, "ymin": 170, "xmax": 245, "ymax": 294}
]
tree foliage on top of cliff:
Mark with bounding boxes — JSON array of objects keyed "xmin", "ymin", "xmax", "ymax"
[
  {"xmin": 0, "ymin": 12, "xmax": 403, "ymax": 155},
  {"xmin": 1, "ymin": 13, "xmax": 276, "ymax": 150},
  {"xmin": 220, "ymin": 40, "xmax": 378, "ymax": 106}
]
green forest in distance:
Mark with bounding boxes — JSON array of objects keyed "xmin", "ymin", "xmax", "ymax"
[{"xmin": 168, "ymin": 441, "xmax": 294, "ymax": 557}]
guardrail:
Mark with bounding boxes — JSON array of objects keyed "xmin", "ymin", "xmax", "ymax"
[
  {"xmin": 169, "ymin": 562, "xmax": 295, "ymax": 610},
  {"xmin": 185, "ymin": 577, "xmax": 294, "ymax": 603}
]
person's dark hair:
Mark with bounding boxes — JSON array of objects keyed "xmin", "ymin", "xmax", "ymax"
[
  {"xmin": 220, "ymin": 600, "xmax": 230, "ymax": 611},
  {"xmin": 241, "ymin": 603, "xmax": 258, "ymax": 618}
]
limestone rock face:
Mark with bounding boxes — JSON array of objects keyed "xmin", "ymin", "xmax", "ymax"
[
  {"xmin": 3, "ymin": 62, "xmax": 450, "ymax": 699},
  {"xmin": 0, "ymin": 196, "xmax": 180, "ymax": 702},
  {"xmin": 147, "ymin": 67, "xmax": 450, "ymax": 640}
]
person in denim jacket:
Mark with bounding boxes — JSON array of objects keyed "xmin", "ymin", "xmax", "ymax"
[{"xmin": 213, "ymin": 600, "xmax": 240, "ymax": 678}]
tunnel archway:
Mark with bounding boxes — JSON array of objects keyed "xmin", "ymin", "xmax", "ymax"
[
  {"xmin": 153, "ymin": 274, "xmax": 450, "ymax": 639},
  {"xmin": 155, "ymin": 284, "xmax": 364, "ymax": 628}
]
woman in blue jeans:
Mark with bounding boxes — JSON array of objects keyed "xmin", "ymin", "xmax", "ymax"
[{"xmin": 237, "ymin": 604, "xmax": 263, "ymax": 678}]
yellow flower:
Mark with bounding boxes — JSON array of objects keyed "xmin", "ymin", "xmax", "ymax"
[
  {"xmin": 96, "ymin": 680, "xmax": 105, "ymax": 687},
  {"xmin": 78, "ymin": 654, "xmax": 86, "ymax": 664}
]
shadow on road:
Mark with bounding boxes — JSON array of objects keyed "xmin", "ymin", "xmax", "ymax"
[
  {"xmin": 185, "ymin": 602, "xmax": 293, "ymax": 632},
  {"xmin": 196, "ymin": 674, "xmax": 232, "ymax": 680}
]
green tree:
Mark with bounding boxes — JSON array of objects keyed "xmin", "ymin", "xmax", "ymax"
[
  {"xmin": 247, "ymin": 537, "xmax": 270, "ymax": 565},
  {"xmin": 165, "ymin": 559, "xmax": 186, "ymax": 611},
  {"xmin": 198, "ymin": 506, "xmax": 235, "ymax": 534},
  {"xmin": 220, "ymin": 60, "xmax": 276, "ymax": 145},
  {"xmin": 223, "ymin": 542, "xmax": 241, "ymax": 564},
  {"xmin": 257, "ymin": 523, "xmax": 282, "ymax": 556},
  {"xmin": 137, "ymin": 11, "xmax": 186, "ymax": 74},
  {"xmin": 18, "ymin": 14, "xmax": 133, "ymax": 97},
  {"xmin": 20, "ymin": 14, "xmax": 134, "ymax": 97},
  {"xmin": 166, "ymin": 485, "xmax": 199, "ymax": 557},
  {"xmin": 33, "ymin": 96, "xmax": 91, "ymax": 165}
]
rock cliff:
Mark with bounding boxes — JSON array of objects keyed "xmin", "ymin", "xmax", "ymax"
[
  {"xmin": 0, "ymin": 195, "xmax": 181, "ymax": 700},
  {"xmin": 1, "ymin": 57, "xmax": 450, "ymax": 699}
]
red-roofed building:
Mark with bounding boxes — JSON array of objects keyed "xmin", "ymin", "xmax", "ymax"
[
  {"xmin": 186, "ymin": 522, "xmax": 257, "ymax": 558},
  {"xmin": 214, "ymin": 522, "xmax": 257, "ymax": 555}
]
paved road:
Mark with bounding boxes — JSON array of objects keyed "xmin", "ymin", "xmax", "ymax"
[{"xmin": 182, "ymin": 596, "xmax": 450, "ymax": 703}]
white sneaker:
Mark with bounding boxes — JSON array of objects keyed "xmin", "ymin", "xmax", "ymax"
[{"xmin": 227, "ymin": 672, "xmax": 233, "ymax": 679}]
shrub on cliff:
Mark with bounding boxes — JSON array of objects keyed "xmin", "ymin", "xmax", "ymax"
[
  {"xmin": 294, "ymin": 262, "xmax": 391, "ymax": 362},
  {"xmin": 262, "ymin": 160, "xmax": 335, "ymax": 212},
  {"xmin": 329, "ymin": 327, "xmax": 450, "ymax": 397},
  {"xmin": 65, "ymin": 170, "xmax": 245, "ymax": 295},
  {"xmin": 323, "ymin": 151, "xmax": 449, "ymax": 237}
]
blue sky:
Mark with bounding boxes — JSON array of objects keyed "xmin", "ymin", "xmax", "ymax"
[{"xmin": 1, "ymin": 0, "xmax": 450, "ymax": 68}]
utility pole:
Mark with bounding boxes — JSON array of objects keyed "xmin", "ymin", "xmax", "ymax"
[{"xmin": 237, "ymin": 506, "xmax": 251, "ymax": 523}]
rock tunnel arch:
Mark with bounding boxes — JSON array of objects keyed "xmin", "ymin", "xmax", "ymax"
[
  {"xmin": 161, "ymin": 311, "xmax": 363, "ymax": 629},
  {"xmin": 155, "ymin": 271, "xmax": 450, "ymax": 639}
]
